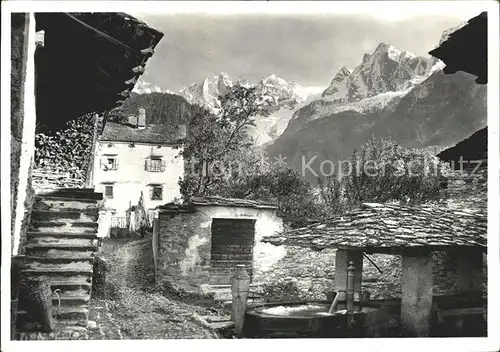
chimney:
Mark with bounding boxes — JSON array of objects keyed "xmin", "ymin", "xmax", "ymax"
[{"xmin": 138, "ymin": 108, "xmax": 146, "ymax": 128}]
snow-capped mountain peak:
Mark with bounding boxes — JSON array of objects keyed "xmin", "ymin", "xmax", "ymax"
[
  {"xmin": 262, "ymin": 74, "xmax": 290, "ymax": 87},
  {"xmin": 321, "ymin": 42, "xmax": 431, "ymax": 104},
  {"xmin": 387, "ymin": 45, "xmax": 418, "ymax": 62},
  {"xmin": 132, "ymin": 81, "xmax": 177, "ymax": 95}
]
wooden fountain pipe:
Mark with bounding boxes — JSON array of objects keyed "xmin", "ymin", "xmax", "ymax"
[
  {"xmin": 328, "ymin": 291, "xmax": 340, "ymax": 314},
  {"xmin": 346, "ymin": 261, "xmax": 356, "ymax": 328}
]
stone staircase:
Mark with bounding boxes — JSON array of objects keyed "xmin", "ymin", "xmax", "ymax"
[{"xmin": 16, "ymin": 188, "xmax": 102, "ymax": 336}]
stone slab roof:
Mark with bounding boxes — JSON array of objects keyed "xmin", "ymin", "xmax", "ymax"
[
  {"xmin": 191, "ymin": 196, "xmax": 278, "ymax": 210},
  {"xmin": 262, "ymin": 203, "xmax": 486, "ymax": 253},
  {"xmin": 100, "ymin": 122, "xmax": 186, "ymax": 144},
  {"xmin": 157, "ymin": 196, "xmax": 278, "ymax": 213}
]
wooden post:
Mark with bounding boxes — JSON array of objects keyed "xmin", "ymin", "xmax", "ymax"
[
  {"xmin": 231, "ymin": 264, "xmax": 250, "ymax": 336},
  {"xmin": 152, "ymin": 215, "xmax": 160, "ymax": 284},
  {"xmin": 401, "ymin": 253, "xmax": 433, "ymax": 337},
  {"xmin": 346, "ymin": 261, "xmax": 355, "ymax": 328}
]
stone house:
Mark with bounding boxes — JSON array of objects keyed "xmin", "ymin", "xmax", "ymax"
[
  {"xmin": 90, "ymin": 109, "xmax": 186, "ymax": 235},
  {"xmin": 153, "ymin": 196, "xmax": 286, "ymax": 291},
  {"xmin": 9, "ymin": 12, "xmax": 163, "ymax": 340}
]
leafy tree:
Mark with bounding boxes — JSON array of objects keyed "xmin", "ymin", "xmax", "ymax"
[
  {"xmin": 179, "ymin": 84, "xmax": 277, "ymax": 197},
  {"xmin": 316, "ymin": 138, "xmax": 450, "ymax": 216}
]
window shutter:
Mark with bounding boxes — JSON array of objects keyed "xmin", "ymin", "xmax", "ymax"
[
  {"xmin": 145, "ymin": 159, "xmax": 148, "ymax": 171},
  {"xmin": 161, "ymin": 160, "xmax": 166, "ymax": 172},
  {"xmin": 115, "ymin": 158, "xmax": 119, "ymax": 170},
  {"xmin": 100, "ymin": 158, "xmax": 104, "ymax": 169},
  {"xmin": 149, "ymin": 186, "xmax": 153, "ymax": 200}
]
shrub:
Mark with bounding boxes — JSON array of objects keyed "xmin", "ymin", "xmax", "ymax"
[
  {"xmin": 92, "ymin": 256, "xmax": 120, "ymax": 300},
  {"xmin": 315, "ymin": 138, "xmax": 451, "ymax": 217}
]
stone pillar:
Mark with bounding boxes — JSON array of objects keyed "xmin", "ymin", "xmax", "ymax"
[
  {"xmin": 231, "ymin": 264, "xmax": 250, "ymax": 336},
  {"xmin": 455, "ymin": 247, "xmax": 484, "ymax": 296},
  {"xmin": 401, "ymin": 253, "xmax": 433, "ymax": 337},
  {"xmin": 334, "ymin": 250, "xmax": 363, "ymax": 310}
]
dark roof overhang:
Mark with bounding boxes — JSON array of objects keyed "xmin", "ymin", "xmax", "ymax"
[
  {"xmin": 429, "ymin": 11, "xmax": 487, "ymax": 84},
  {"xmin": 34, "ymin": 12, "xmax": 163, "ymax": 132},
  {"xmin": 437, "ymin": 127, "xmax": 488, "ymax": 164}
]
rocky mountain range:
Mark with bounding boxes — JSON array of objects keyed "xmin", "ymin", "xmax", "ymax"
[
  {"xmin": 177, "ymin": 73, "xmax": 323, "ymax": 145},
  {"xmin": 266, "ymin": 27, "xmax": 487, "ymax": 180}
]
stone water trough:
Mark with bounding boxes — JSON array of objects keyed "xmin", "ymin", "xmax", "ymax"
[{"xmin": 243, "ymin": 299, "xmax": 396, "ymax": 338}]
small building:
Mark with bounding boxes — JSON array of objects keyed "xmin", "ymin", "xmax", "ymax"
[
  {"xmin": 153, "ymin": 196, "xmax": 286, "ymax": 291},
  {"xmin": 90, "ymin": 111, "xmax": 186, "ymax": 229},
  {"xmin": 263, "ymin": 202, "xmax": 486, "ymax": 337}
]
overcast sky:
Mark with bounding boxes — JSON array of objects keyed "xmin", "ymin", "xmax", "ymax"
[{"xmin": 133, "ymin": 5, "xmax": 485, "ymax": 91}]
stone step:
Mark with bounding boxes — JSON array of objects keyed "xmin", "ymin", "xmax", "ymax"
[
  {"xmin": 22, "ymin": 267, "xmax": 93, "ymax": 277},
  {"xmin": 16, "ymin": 325, "xmax": 89, "ymax": 339},
  {"xmin": 23, "ymin": 261, "xmax": 93, "ymax": 273},
  {"xmin": 31, "ymin": 210, "xmax": 99, "ymax": 222},
  {"xmin": 22, "ymin": 274, "xmax": 92, "ymax": 285},
  {"xmin": 26, "ymin": 231, "xmax": 98, "ymax": 240},
  {"xmin": 49, "ymin": 279, "xmax": 92, "ymax": 291},
  {"xmin": 26, "ymin": 247, "xmax": 96, "ymax": 258},
  {"xmin": 36, "ymin": 189, "xmax": 102, "ymax": 200},
  {"xmin": 25, "ymin": 243, "xmax": 98, "ymax": 251},
  {"xmin": 53, "ymin": 306, "xmax": 89, "ymax": 321},
  {"xmin": 34, "ymin": 198, "xmax": 99, "ymax": 212},
  {"xmin": 29, "ymin": 221, "xmax": 98, "ymax": 233},
  {"xmin": 52, "ymin": 295, "xmax": 91, "ymax": 306},
  {"xmin": 25, "ymin": 255, "xmax": 94, "ymax": 263},
  {"xmin": 51, "ymin": 286, "xmax": 91, "ymax": 296},
  {"xmin": 26, "ymin": 236, "xmax": 97, "ymax": 247}
]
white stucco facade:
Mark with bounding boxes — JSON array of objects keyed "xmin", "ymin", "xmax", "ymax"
[{"xmin": 92, "ymin": 140, "xmax": 184, "ymax": 217}]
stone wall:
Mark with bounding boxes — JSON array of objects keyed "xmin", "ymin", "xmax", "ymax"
[
  {"xmin": 260, "ymin": 247, "xmax": 404, "ymax": 301},
  {"xmin": 11, "ymin": 13, "xmax": 37, "ymax": 256},
  {"xmin": 446, "ymin": 164, "xmax": 487, "ymax": 205},
  {"xmin": 155, "ymin": 205, "xmax": 285, "ymax": 290},
  {"xmin": 11, "ymin": 13, "xmax": 28, "ymax": 252},
  {"xmin": 260, "ymin": 248, "xmax": 486, "ymax": 302}
]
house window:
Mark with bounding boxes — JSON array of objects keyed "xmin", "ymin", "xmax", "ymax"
[
  {"xmin": 104, "ymin": 185, "xmax": 114, "ymax": 199},
  {"xmin": 150, "ymin": 185, "xmax": 163, "ymax": 200},
  {"xmin": 101, "ymin": 156, "xmax": 119, "ymax": 171},
  {"xmin": 145, "ymin": 157, "xmax": 166, "ymax": 172}
]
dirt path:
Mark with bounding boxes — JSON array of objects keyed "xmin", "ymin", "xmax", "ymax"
[{"xmin": 88, "ymin": 236, "xmax": 217, "ymax": 339}]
